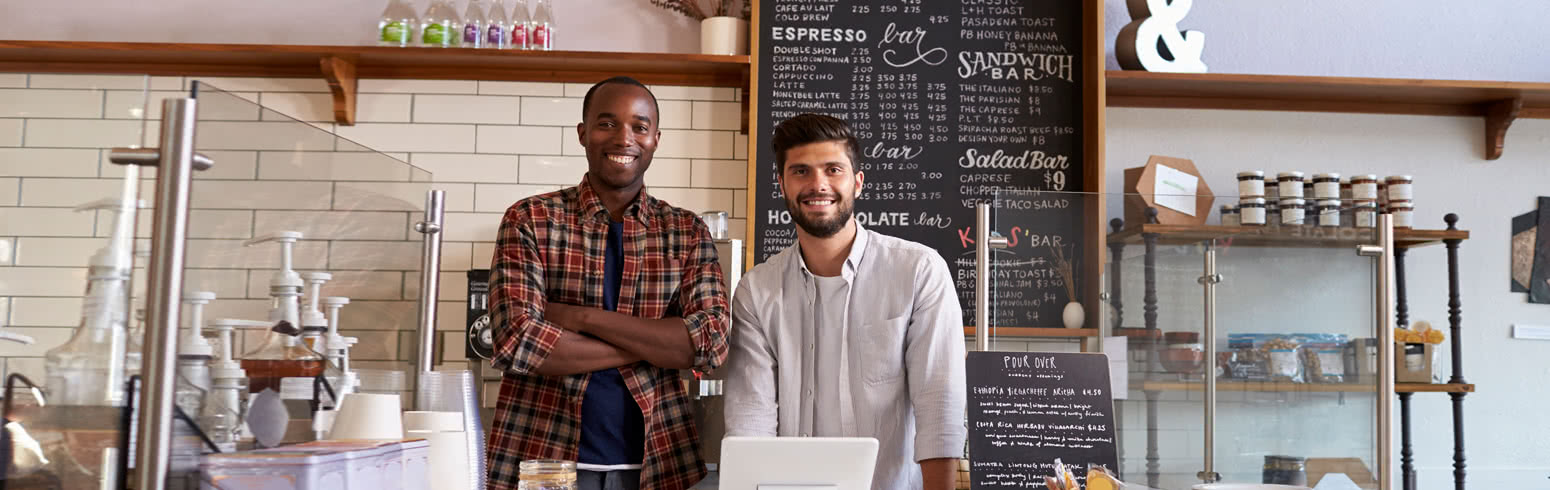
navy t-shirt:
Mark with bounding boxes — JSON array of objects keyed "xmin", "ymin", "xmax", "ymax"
[{"xmin": 577, "ymin": 221, "xmax": 646, "ymax": 466}]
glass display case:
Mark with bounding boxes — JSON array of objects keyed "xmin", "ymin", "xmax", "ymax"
[
  {"xmin": 1104, "ymin": 194, "xmax": 1395, "ymax": 490},
  {"xmin": 0, "ymin": 74, "xmax": 444, "ymax": 487}
]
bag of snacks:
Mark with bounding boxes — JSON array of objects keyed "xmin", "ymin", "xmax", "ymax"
[
  {"xmin": 1227, "ymin": 334, "xmax": 1305, "ymax": 383},
  {"xmin": 1296, "ymin": 333, "xmax": 1350, "ymax": 383},
  {"xmin": 1262, "ymin": 335, "xmax": 1305, "ymax": 383}
]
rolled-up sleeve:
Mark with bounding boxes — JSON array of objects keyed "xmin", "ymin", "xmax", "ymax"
[
  {"xmin": 676, "ymin": 219, "xmax": 730, "ymax": 373},
  {"xmin": 722, "ymin": 278, "xmax": 778, "ymax": 437},
  {"xmin": 905, "ymin": 251, "xmax": 968, "ymax": 461},
  {"xmin": 489, "ymin": 204, "xmax": 566, "ymax": 376}
]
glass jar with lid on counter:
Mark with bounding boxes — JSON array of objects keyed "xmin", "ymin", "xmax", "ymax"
[
  {"xmin": 1237, "ymin": 170, "xmax": 1266, "ymax": 197},
  {"xmin": 520, "ymin": 459, "xmax": 577, "ymax": 490}
]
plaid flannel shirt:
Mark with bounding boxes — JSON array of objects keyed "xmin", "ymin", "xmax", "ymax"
[{"xmin": 486, "ymin": 175, "xmax": 730, "ymax": 490}]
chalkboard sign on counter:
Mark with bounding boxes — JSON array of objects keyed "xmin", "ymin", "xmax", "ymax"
[
  {"xmin": 966, "ymin": 351, "xmax": 1117, "ymax": 490},
  {"xmin": 752, "ymin": 0, "xmax": 1098, "ymax": 328}
]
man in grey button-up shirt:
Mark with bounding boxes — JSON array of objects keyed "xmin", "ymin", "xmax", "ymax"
[{"xmin": 723, "ymin": 114, "xmax": 967, "ymax": 490}]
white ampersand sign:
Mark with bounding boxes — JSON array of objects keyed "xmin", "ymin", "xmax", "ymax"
[{"xmin": 1116, "ymin": 0, "xmax": 1208, "ymax": 73}]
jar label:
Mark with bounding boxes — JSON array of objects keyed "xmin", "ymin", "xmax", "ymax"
[
  {"xmin": 487, "ymin": 25, "xmax": 505, "ymax": 44},
  {"xmin": 463, "ymin": 24, "xmax": 481, "ymax": 44},
  {"xmin": 381, "ymin": 21, "xmax": 410, "ymax": 43}
]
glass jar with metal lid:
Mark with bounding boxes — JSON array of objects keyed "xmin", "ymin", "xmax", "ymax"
[
  {"xmin": 1238, "ymin": 197, "xmax": 1266, "ymax": 225},
  {"xmin": 1387, "ymin": 175, "xmax": 1414, "ymax": 201},
  {"xmin": 1352, "ymin": 174, "xmax": 1379, "ymax": 200},
  {"xmin": 1237, "ymin": 171, "xmax": 1266, "ymax": 197},
  {"xmin": 1220, "ymin": 204, "xmax": 1240, "ymax": 226},
  {"xmin": 520, "ymin": 460, "xmax": 578, "ymax": 490},
  {"xmin": 1265, "ymin": 197, "xmax": 1281, "ymax": 227},
  {"xmin": 1277, "ymin": 171, "xmax": 1305, "ymax": 198},
  {"xmin": 1281, "ymin": 197, "xmax": 1306, "ymax": 226},
  {"xmin": 1313, "ymin": 173, "xmax": 1341, "ymax": 200},
  {"xmin": 1354, "ymin": 200, "xmax": 1378, "ymax": 228},
  {"xmin": 1389, "ymin": 200, "xmax": 1414, "ymax": 228},
  {"xmin": 1263, "ymin": 455, "xmax": 1308, "ymax": 486},
  {"xmin": 1317, "ymin": 199, "xmax": 1341, "ymax": 227}
]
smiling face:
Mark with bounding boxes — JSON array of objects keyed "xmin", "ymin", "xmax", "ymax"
[
  {"xmin": 577, "ymin": 83, "xmax": 660, "ymax": 193},
  {"xmin": 779, "ymin": 140, "xmax": 865, "ymax": 238}
]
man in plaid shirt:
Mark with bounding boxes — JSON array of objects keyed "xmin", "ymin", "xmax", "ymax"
[{"xmin": 486, "ymin": 76, "xmax": 730, "ymax": 490}]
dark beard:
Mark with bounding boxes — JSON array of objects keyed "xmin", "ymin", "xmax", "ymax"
[{"xmin": 785, "ymin": 194, "xmax": 853, "ymax": 238}]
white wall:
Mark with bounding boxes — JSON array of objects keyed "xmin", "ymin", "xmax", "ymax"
[
  {"xmin": 0, "ymin": 74, "xmax": 748, "ymax": 399},
  {"xmin": 1107, "ymin": 107, "xmax": 1550, "ymax": 488}
]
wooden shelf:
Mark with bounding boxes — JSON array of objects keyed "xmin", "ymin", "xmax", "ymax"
[
  {"xmin": 1133, "ymin": 380, "xmax": 1474, "ymax": 394},
  {"xmin": 0, "ymin": 41, "xmax": 749, "ymax": 125},
  {"xmin": 1107, "ymin": 71, "xmax": 1550, "ymax": 159},
  {"xmin": 964, "ymin": 327, "xmax": 1099, "ymax": 338},
  {"xmin": 1396, "ymin": 382, "xmax": 1475, "ymax": 393},
  {"xmin": 1106, "ymin": 223, "xmax": 1469, "ymax": 249}
]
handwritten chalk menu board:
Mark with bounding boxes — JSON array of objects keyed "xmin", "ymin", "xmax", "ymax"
[
  {"xmin": 967, "ymin": 351, "xmax": 1116, "ymax": 490},
  {"xmin": 753, "ymin": 0, "xmax": 1086, "ymax": 327}
]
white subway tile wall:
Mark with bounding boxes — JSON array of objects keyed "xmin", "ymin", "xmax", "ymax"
[{"xmin": 0, "ymin": 74, "xmax": 750, "ymax": 382}]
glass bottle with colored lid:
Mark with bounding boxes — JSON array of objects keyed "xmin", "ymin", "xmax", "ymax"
[
  {"xmin": 420, "ymin": 0, "xmax": 462, "ymax": 47},
  {"xmin": 378, "ymin": 0, "xmax": 418, "ymax": 46},
  {"xmin": 461, "ymin": 0, "xmax": 489, "ymax": 48}
]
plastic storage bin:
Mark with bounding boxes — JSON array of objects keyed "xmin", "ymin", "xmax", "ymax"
[{"xmin": 201, "ymin": 450, "xmax": 349, "ymax": 490}]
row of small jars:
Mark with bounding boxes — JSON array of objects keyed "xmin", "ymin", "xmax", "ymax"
[{"xmin": 1227, "ymin": 172, "xmax": 1415, "ymax": 228}]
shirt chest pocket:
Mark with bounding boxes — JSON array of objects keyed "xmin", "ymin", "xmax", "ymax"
[{"xmin": 855, "ymin": 314, "xmax": 909, "ymax": 385}]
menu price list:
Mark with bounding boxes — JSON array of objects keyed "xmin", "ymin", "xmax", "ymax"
[
  {"xmin": 756, "ymin": 0, "xmax": 1086, "ymax": 328},
  {"xmin": 966, "ymin": 352, "xmax": 1116, "ymax": 490}
]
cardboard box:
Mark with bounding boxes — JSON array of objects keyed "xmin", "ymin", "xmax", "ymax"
[
  {"xmin": 1307, "ymin": 457, "xmax": 1378, "ymax": 489},
  {"xmin": 1123, "ymin": 155, "xmax": 1216, "ymax": 226},
  {"xmin": 1395, "ymin": 342, "xmax": 1434, "ymax": 383}
]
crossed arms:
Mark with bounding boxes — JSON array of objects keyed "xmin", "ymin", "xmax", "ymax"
[{"xmin": 488, "ymin": 208, "xmax": 730, "ymax": 376}]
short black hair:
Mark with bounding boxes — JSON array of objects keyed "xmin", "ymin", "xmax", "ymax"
[
  {"xmin": 581, "ymin": 76, "xmax": 660, "ymax": 122},
  {"xmin": 772, "ymin": 113, "xmax": 860, "ymax": 175}
]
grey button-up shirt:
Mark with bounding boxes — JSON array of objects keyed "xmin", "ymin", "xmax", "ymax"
[{"xmin": 723, "ymin": 226, "xmax": 967, "ymax": 490}]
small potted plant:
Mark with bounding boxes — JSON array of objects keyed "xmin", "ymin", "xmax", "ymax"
[{"xmin": 650, "ymin": 0, "xmax": 750, "ymax": 55}]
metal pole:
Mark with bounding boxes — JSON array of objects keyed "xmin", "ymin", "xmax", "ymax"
[
  {"xmin": 973, "ymin": 204, "xmax": 1008, "ymax": 352},
  {"xmin": 134, "ymin": 97, "xmax": 203, "ymax": 490},
  {"xmin": 1197, "ymin": 243, "xmax": 1221, "ymax": 484},
  {"xmin": 1375, "ymin": 214, "xmax": 1397, "ymax": 490},
  {"xmin": 413, "ymin": 190, "xmax": 446, "ymax": 409},
  {"xmin": 975, "ymin": 204, "xmax": 992, "ymax": 352}
]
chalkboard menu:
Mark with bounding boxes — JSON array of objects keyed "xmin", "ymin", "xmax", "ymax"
[
  {"xmin": 966, "ymin": 351, "xmax": 1116, "ymax": 489},
  {"xmin": 754, "ymin": 0, "xmax": 1087, "ymax": 327}
]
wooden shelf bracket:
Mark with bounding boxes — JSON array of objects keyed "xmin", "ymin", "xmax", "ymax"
[
  {"xmin": 1484, "ymin": 97, "xmax": 1522, "ymax": 160},
  {"xmin": 320, "ymin": 55, "xmax": 359, "ymax": 126}
]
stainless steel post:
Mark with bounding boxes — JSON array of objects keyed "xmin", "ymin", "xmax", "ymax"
[
  {"xmin": 1376, "ymin": 215, "xmax": 1397, "ymax": 490},
  {"xmin": 1357, "ymin": 215, "xmax": 1397, "ymax": 490},
  {"xmin": 1197, "ymin": 243, "xmax": 1222, "ymax": 483},
  {"xmin": 974, "ymin": 204, "xmax": 1009, "ymax": 352},
  {"xmin": 413, "ymin": 190, "xmax": 446, "ymax": 409},
  {"xmin": 134, "ymin": 97, "xmax": 206, "ymax": 490}
]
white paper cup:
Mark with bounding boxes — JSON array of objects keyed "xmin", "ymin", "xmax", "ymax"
[
  {"xmin": 328, "ymin": 393, "xmax": 403, "ymax": 441},
  {"xmin": 408, "ymin": 429, "xmax": 470, "ymax": 490},
  {"xmin": 403, "ymin": 411, "xmax": 463, "ymax": 435}
]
